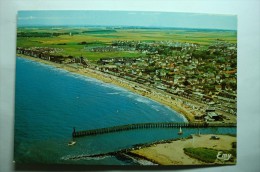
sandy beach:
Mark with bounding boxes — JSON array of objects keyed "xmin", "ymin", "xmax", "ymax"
[
  {"xmin": 130, "ymin": 134, "xmax": 236, "ymax": 165},
  {"xmin": 17, "ymin": 55, "xmax": 199, "ymax": 122},
  {"xmin": 16, "ymin": 55, "xmax": 237, "ymax": 166}
]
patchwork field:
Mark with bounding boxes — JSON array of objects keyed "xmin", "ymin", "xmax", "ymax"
[{"xmin": 17, "ymin": 27, "xmax": 237, "ymax": 61}]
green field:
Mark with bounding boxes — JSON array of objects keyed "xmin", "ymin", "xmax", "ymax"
[
  {"xmin": 17, "ymin": 27, "xmax": 237, "ymax": 61},
  {"xmin": 184, "ymin": 147, "xmax": 236, "ymax": 163}
]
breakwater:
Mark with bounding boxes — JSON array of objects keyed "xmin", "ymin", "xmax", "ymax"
[
  {"xmin": 63, "ymin": 135, "xmax": 187, "ymax": 161},
  {"xmin": 72, "ymin": 122, "xmax": 236, "ymax": 137}
]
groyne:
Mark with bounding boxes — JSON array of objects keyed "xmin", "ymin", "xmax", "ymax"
[{"xmin": 72, "ymin": 122, "xmax": 236, "ymax": 137}]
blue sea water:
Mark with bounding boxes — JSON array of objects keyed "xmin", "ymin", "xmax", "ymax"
[{"xmin": 14, "ymin": 57, "xmax": 236, "ymax": 165}]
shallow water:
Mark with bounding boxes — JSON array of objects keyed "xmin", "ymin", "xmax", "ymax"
[{"xmin": 14, "ymin": 57, "xmax": 236, "ymax": 165}]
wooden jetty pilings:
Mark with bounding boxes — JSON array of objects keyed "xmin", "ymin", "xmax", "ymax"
[{"xmin": 72, "ymin": 122, "xmax": 236, "ymax": 138}]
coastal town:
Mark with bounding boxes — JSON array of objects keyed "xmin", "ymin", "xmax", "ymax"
[
  {"xmin": 17, "ymin": 37, "xmax": 237, "ymax": 124},
  {"xmin": 14, "ymin": 9, "xmax": 239, "ymax": 167}
]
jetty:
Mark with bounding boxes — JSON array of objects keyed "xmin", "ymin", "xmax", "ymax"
[{"xmin": 72, "ymin": 122, "xmax": 236, "ymax": 137}]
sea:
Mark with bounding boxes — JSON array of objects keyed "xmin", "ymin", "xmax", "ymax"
[{"xmin": 14, "ymin": 57, "xmax": 236, "ymax": 165}]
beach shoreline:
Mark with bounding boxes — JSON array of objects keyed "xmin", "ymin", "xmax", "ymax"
[
  {"xmin": 63, "ymin": 134, "xmax": 236, "ymax": 165},
  {"xmin": 129, "ymin": 134, "xmax": 236, "ymax": 165},
  {"xmin": 17, "ymin": 54, "xmax": 209, "ymax": 123}
]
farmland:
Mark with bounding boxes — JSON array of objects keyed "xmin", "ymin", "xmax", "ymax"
[
  {"xmin": 17, "ymin": 26, "xmax": 237, "ymax": 61},
  {"xmin": 16, "ymin": 26, "xmax": 237, "ymax": 123}
]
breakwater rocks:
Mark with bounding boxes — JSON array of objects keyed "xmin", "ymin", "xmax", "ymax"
[
  {"xmin": 61, "ymin": 136, "xmax": 194, "ymax": 164},
  {"xmin": 61, "ymin": 137, "xmax": 179, "ymax": 164}
]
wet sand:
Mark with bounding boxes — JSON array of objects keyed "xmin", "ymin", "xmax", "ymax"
[{"xmin": 130, "ymin": 134, "xmax": 236, "ymax": 165}]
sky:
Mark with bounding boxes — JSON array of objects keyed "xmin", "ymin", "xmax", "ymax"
[{"xmin": 17, "ymin": 10, "xmax": 237, "ymax": 30}]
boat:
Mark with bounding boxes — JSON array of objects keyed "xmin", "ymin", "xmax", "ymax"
[
  {"xmin": 68, "ymin": 140, "xmax": 76, "ymax": 146},
  {"xmin": 178, "ymin": 127, "xmax": 183, "ymax": 135}
]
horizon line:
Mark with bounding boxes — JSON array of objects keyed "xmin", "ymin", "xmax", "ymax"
[{"xmin": 17, "ymin": 25, "xmax": 237, "ymax": 31}]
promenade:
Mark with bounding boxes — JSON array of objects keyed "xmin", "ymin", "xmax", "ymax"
[{"xmin": 17, "ymin": 54, "xmax": 236, "ymax": 124}]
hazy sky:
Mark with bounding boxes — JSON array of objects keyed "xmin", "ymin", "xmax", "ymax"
[{"xmin": 18, "ymin": 10, "xmax": 237, "ymax": 30}]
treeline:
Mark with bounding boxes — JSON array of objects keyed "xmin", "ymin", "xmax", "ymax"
[
  {"xmin": 82, "ymin": 29, "xmax": 117, "ymax": 34},
  {"xmin": 17, "ymin": 32, "xmax": 79, "ymax": 37}
]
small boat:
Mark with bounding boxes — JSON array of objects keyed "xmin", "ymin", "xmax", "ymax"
[
  {"xmin": 178, "ymin": 127, "xmax": 183, "ymax": 135},
  {"xmin": 68, "ymin": 140, "xmax": 76, "ymax": 146}
]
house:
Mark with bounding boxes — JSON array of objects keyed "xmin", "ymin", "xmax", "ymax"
[
  {"xmin": 194, "ymin": 114, "xmax": 205, "ymax": 120},
  {"xmin": 205, "ymin": 112, "xmax": 222, "ymax": 121},
  {"xmin": 206, "ymin": 107, "xmax": 215, "ymax": 113}
]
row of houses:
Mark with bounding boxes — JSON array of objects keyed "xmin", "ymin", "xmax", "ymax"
[{"xmin": 17, "ymin": 47, "xmax": 88, "ymax": 65}]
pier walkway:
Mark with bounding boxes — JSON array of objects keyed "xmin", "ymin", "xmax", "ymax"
[{"xmin": 72, "ymin": 122, "xmax": 236, "ymax": 137}]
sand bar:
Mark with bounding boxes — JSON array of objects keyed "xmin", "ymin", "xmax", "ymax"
[{"xmin": 130, "ymin": 134, "xmax": 236, "ymax": 165}]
